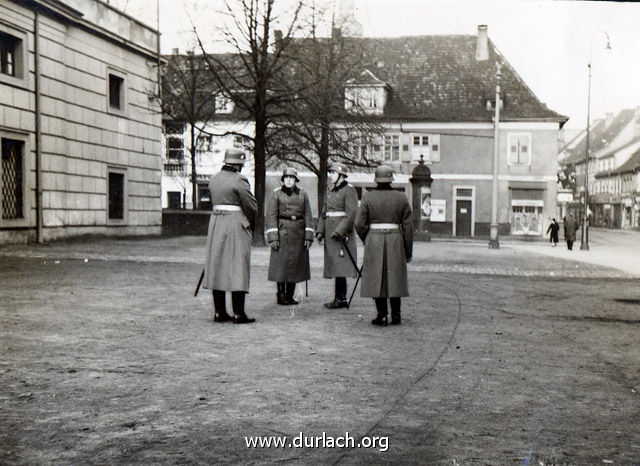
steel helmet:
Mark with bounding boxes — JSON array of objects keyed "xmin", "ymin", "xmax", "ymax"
[
  {"xmin": 224, "ymin": 148, "xmax": 247, "ymax": 164},
  {"xmin": 374, "ymin": 164, "xmax": 394, "ymax": 183},
  {"xmin": 281, "ymin": 167, "xmax": 299, "ymax": 182},
  {"xmin": 328, "ymin": 162, "xmax": 348, "ymax": 177}
]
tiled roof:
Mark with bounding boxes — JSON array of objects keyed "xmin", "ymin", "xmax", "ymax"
[
  {"xmin": 162, "ymin": 34, "xmax": 567, "ymax": 124},
  {"xmin": 346, "ymin": 35, "xmax": 566, "ymax": 123},
  {"xmin": 599, "ymin": 148, "xmax": 640, "ymax": 176},
  {"xmin": 561, "ymin": 109, "xmax": 637, "ymax": 166}
]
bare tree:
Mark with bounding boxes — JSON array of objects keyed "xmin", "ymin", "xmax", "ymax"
[
  {"xmin": 196, "ymin": 0, "xmax": 306, "ymax": 246},
  {"xmin": 160, "ymin": 51, "xmax": 219, "ymax": 209},
  {"xmin": 268, "ymin": 10, "xmax": 384, "ymax": 213}
]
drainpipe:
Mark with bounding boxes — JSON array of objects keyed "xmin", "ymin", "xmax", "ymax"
[{"xmin": 34, "ymin": 10, "xmax": 43, "ymax": 243}]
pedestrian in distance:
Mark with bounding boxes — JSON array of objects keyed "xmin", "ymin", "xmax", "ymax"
[
  {"xmin": 265, "ymin": 167, "xmax": 314, "ymax": 305},
  {"xmin": 202, "ymin": 148, "xmax": 257, "ymax": 324},
  {"xmin": 563, "ymin": 213, "xmax": 578, "ymax": 251},
  {"xmin": 315, "ymin": 162, "xmax": 359, "ymax": 309},
  {"xmin": 546, "ymin": 218, "xmax": 560, "ymax": 246},
  {"xmin": 355, "ymin": 165, "xmax": 413, "ymax": 326}
]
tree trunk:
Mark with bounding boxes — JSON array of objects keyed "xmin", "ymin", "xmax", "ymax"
[
  {"xmin": 253, "ymin": 116, "xmax": 267, "ymax": 246},
  {"xmin": 190, "ymin": 123, "xmax": 198, "ymax": 210},
  {"xmin": 317, "ymin": 123, "xmax": 330, "ymax": 216}
]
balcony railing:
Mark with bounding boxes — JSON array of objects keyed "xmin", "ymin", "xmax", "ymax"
[{"xmin": 164, "ymin": 162, "xmax": 186, "ymax": 174}]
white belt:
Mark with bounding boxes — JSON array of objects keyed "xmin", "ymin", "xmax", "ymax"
[
  {"xmin": 326, "ymin": 211, "xmax": 346, "ymax": 217},
  {"xmin": 370, "ymin": 223, "xmax": 399, "ymax": 230},
  {"xmin": 213, "ymin": 204, "xmax": 242, "ymax": 211}
]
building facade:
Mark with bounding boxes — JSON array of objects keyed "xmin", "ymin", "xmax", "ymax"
[
  {"xmin": 162, "ymin": 26, "xmax": 566, "ymax": 237},
  {"xmin": 0, "ymin": 0, "xmax": 162, "ymax": 244}
]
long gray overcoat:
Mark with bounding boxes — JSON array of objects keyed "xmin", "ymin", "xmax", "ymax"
[
  {"xmin": 265, "ymin": 185, "xmax": 314, "ymax": 283},
  {"xmin": 563, "ymin": 215, "xmax": 578, "ymax": 241},
  {"xmin": 203, "ymin": 167, "xmax": 257, "ymax": 292},
  {"xmin": 355, "ymin": 186, "xmax": 413, "ymax": 298},
  {"xmin": 316, "ymin": 180, "xmax": 358, "ymax": 278}
]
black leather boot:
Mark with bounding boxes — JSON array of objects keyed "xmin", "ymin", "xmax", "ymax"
[
  {"xmin": 372, "ymin": 298, "xmax": 388, "ymax": 326},
  {"xmin": 390, "ymin": 297, "xmax": 401, "ymax": 325},
  {"xmin": 277, "ymin": 283, "xmax": 287, "ymax": 305},
  {"xmin": 285, "ymin": 282, "xmax": 298, "ymax": 305},
  {"xmin": 324, "ymin": 278, "xmax": 348, "ymax": 308},
  {"xmin": 232, "ymin": 291, "xmax": 255, "ymax": 324},
  {"xmin": 212, "ymin": 290, "xmax": 232, "ymax": 323}
]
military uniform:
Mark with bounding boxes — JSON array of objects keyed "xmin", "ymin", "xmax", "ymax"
[
  {"xmin": 265, "ymin": 169, "xmax": 314, "ymax": 304},
  {"xmin": 355, "ymin": 165, "xmax": 413, "ymax": 325},
  {"xmin": 316, "ymin": 163, "xmax": 358, "ymax": 308},
  {"xmin": 203, "ymin": 149, "xmax": 257, "ymax": 324}
]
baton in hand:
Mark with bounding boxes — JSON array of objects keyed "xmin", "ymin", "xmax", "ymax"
[{"xmin": 194, "ymin": 269, "xmax": 205, "ymax": 297}]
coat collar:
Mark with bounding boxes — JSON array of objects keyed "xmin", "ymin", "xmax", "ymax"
[{"xmin": 281, "ymin": 185, "xmax": 300, "ymax": 196}]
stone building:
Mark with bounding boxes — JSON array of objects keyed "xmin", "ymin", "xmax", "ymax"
[
  {"xmin": 0, "ymin": 0, "xmax": 162, "ymax": 243},
  {"xmin": 162, "ymin": 26, "xmax": 566, "ymax": 237}
]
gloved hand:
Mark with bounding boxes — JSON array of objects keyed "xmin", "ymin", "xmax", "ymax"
[
  {"xmin": 315, "ymin": 232, "xmax": 324, "ymax": 243},
  {"xmin": 270, "ymin": 241, "xmax": 280, "ymax": 251},
  {"xmin": 330, "ymin": 231, "xmax": 343, "ymax": 241},
  {"xmin": 304, "ymin": 239, "xmax": 312, "ymax": 250}
]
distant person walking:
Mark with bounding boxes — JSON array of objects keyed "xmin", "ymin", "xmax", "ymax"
[
  {"xmin": 203, "ymin": 149, "xmax": 257, "ymax": 324},
  {"xmin": 265, "ymin": 167, "xmax": 314, "ymax": 305},
  {"xmin": 354, "ymin": 165, "xmax": 413, "ymax": 326},
  {"xmin": 315, "ymin": 162, "xmax": 359, "ymax": 309},
  {"xmin": 546, "ymin": 218, "xmax": 560, "ymax": 246},
  {"xmin": 563, "ymin": 213, "xmax": 578, "ymax": 250}
]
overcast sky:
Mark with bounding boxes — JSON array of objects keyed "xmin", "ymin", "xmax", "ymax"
[{"xmin": 116, "ymin": 0, "xmax": 640, "ymax": 129}]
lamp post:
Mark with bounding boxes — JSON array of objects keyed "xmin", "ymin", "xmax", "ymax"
[
  {"xmin": 489, "ymin": 62, "xmax": 502, "ymax": 249},
  {"xmin": 581, "ymin": 31, "xmax": 611, "ymax": 251}
]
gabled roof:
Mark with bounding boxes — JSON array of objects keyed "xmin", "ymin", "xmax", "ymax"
[
  {"xmin": 346, "ymin": 35, "xmax": 566, "ymax": 123},
  {"xmin": 162, "ymin": 33, "xmax": 567, "ymax": 125},
  {"xmin": 561, "ymin": 109, "xmax": 636, "ymax": 166},
  {"xmin": 598, "ymin": 147, "xmax": 640, "ymax": 177}
]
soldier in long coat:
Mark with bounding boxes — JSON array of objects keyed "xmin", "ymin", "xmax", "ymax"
[
  {"xmin": 265, "ymin": 167, "xmax": 314, "ymax": 305},
  {"xmin": 315, "ymin": 162, "xmax": 359, "ymax": 309},
  {"xmin": 203, "ymin": 148, "xmax": 257, "ymax": 324},
  {"xmin": 355, "ymin": 165, "xmax": 413, "ymax": 326},
  {"xmin": 563, "ymin": 213, "xmax": 578, "ymax": 250}
]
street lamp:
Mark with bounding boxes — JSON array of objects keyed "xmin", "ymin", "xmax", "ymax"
[
  {"xmin": 581, "ymin": 31, "xmax": 612, "ymax": 251},
  {"xmin": 489, "ymin": 62, "xmax": 502, "ymax": 249}
]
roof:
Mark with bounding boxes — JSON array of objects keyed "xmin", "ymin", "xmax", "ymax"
[
  {"xmin": 162, "ymin": 34, "xmax": 567, "ymax": 124},
  {"xmin": 561, "ymin": 109, "xmax": 637, "ymax": 166},
  {"xmin": 597, "ymin": 148, "xmax": 640, "ymax": 177}
]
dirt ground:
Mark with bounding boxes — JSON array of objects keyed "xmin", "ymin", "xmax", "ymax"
[{"xmin": 1, "ymin": 239, "xmax": 639, "ymax": 465}]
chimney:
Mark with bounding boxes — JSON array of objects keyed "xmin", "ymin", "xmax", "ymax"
[
  {"xmin": 172, "ymin": 48, "xmax": 179, "ymax": 55},
  {"xmin": 332, "ymin": 27, "xmax": 342, "ymax": 40},
  {"xmin": 274, "ymin": 30, "xmax": 283, "ymax": 52},
  {"xmin": 475, "ymin": 25, "xmax": 489, "ymax": 61},
  {"xmin": 604, "ymin": 112, "xmax": 614, "ymax": 128},
  {"xmin": 634, "ymin": 107, "xmax": 640, "ymax": 138}
]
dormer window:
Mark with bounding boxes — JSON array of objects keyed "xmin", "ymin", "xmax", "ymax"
[
  {"xmin": 344, "ymin": 69, "xmax": 388, "ymax": 116},
  {"xmin": 215, "ymin": 94, "xmax": 234, "ymax": 114}
]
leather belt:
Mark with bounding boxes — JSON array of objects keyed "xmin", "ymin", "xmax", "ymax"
[
  {"xmin": 212, "ymin": 204, "xmax": 242, "ymax": 214},
  {"xmin": 370, "ymin": 223, "xmax": 400, "ymax": 231},
  {"xmin": 325, "ymin": 211, "xmax": 346, "ymax": 217},
  {"xmin": 279, "ymin": 215, "xmax": 303, "ymax": 221}
]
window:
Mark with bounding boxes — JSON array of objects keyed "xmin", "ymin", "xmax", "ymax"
[
  {"xmin": 413, "ymin": 135, "xmax": 429, "ymax": 146},
  {"xmin": 233, "ymin": 135, "xmax": 252, "ymax": 152},
  {"xmin": 108, "ymin": 170, "xmax": 125, "ymax": 221},
  {"xmin": 108, "ymin": 74, "xmax": 124, "ymax": 109},
  {"xmin": 165, "ymin": 123, "xmax": 185, "ymax": 160},
  {"xmin": 0, "ymin": 26, "xmax": 27, "ymax": 87},
  {"xmin": 411, "ymin": 134, "xmax": 441, "ymax": 162},
  {"xmin": 215, "ymin": 94, "xmax": 234, "ymax": 114},
  {"xmin": 507, "ymin": 133, "xmax": 532, "ymax": 166},
  {"xmin": 107, "ymin": 70, "xmax": 127, "ymax": 114},
  {"xmin": 1, "ymin": 138, "xmax": 24, "ymax": 220},
  {"xmin": 383, "ymin": 135, "xmax": 400, "ymax": 162}
]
